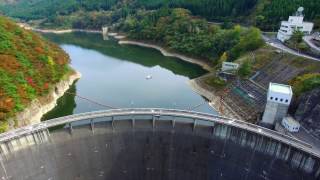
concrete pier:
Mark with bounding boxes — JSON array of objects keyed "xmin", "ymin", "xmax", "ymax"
[{"xmin": 0, "ymin": 109, "xmax": 319, "ymax": 180}]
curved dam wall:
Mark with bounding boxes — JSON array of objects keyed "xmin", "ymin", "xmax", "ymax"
[{"xmin": 0, "ymin": 109, "xmax": 319, "ymax": 180}]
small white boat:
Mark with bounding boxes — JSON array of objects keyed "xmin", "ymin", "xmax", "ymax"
[
  {"xmin": 146, "ymin": 75, "xmax": 152, "ymax": 80},
  {"xmin": 248, "ymin": 93, "xmax": 255, "ymax": 99}
]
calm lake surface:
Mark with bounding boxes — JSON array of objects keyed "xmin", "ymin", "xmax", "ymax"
[{"xmin": 42, "ymin": 32, "xmax": 217, "ymax": 120}]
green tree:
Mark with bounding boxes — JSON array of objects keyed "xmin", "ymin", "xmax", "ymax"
[
  {"xmin": 290, "ymin": 73, "xmax": 320, "ymax": 96},
  {"xmin": 217, "ymin": 52, "xmax": 228, "ymax": 67},
  {"xmin": 229, "ymin": 27, "xmax": 264, "ymax": 61},
  {"xmin": 291, "ymin": 30, "xmax": 304, "ymax": 43},
  {"xmin": 238, "ymin": 60, "xmax": 252, "ymax": 77},
  {"xmin": 314, "ymin": 15, "xmax": 320, "ymax": 30},
  {"xmin": 298, "ymin": 42, "xmax": 309, "ymax": 51}
]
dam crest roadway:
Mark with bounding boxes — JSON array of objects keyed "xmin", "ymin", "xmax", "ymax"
[{"xmin": 0, "ymin": 108, "xmax": 320, "ymax": 180}]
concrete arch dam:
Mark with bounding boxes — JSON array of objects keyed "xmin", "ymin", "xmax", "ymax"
[{"xmin": 0, "ymin": 109, "xmax": 319, "ymax": 180}]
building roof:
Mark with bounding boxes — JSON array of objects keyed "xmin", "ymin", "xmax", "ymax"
[
  {"xmin": 269, "ymin": 83, "xmax": 293, "ymax": 95},
  {"xmin": 302, "ymin": 22, "xmax": 314, "ymax": 26},
  {"xmin": 283, "ymin": 116, "xmax": 300, "ymax": 127},
  {"xmin": 281, "ymin": 20, "xmax": 313, "ymax": 25}
]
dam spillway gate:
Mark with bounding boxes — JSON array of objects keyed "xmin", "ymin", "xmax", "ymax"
[{"xmin": 0, "ymin": 108, "xmax": 319, "ymax": 180}]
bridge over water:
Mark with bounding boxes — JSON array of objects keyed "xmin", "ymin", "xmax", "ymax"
[{"xmin": 0, "ymin": 109, "xmax": 319, "ymax": 180}]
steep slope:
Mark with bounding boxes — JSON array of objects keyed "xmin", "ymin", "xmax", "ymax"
[
  {"xmin": 293, "ymin": 87, "xmax": 320, "ymax": 138},
  {"xmin": 0, "ymin": 0, "xmax": 319, "ymax": 30},
  {"xmin": 0, "ymin": 0, "xmax": 117, "ymax": 20},
  {"xmin": 0, "ymin": 0, "xmax": 258, "ymax": 22},
  {"xmin": 0, "ymin": 16, "xmax": 74, "ymax": 132}
]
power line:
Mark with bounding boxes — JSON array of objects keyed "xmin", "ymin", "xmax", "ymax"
[
  {"xmin": 3, "ymin": 90, "xmax": 210, "ymax": 112},
  {"xmin": 66, "ymin": 92, "xmax": 209, "ymax": 111},
  {"xmin": 65, "ymin": 92, "xmax": 118, "ymax": 109},
  {"xmin": 188, "ymin": 100, "xmax": 208, "ymax": 111}
]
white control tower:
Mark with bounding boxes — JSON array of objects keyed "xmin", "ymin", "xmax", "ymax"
[{"xmin": 261, "ymin": 83, "xmax": 293, "ymax": 128}]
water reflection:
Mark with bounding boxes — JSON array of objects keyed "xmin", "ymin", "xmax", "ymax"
[
  {"xmin": 42, "ymin": 83, "xmax": 77, "ymax": 120},
  {"xmin": 44, "ymin": 32, "xmax": 207, "ymax": 79},
  {"xmin": 41, "ymin": 32, "xmax": 216, "ymax": 120}
]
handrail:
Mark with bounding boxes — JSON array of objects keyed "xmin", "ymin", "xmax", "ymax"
[{"xmin": 0, "ymin": 108, "xmax": 318, "ymax": 158}]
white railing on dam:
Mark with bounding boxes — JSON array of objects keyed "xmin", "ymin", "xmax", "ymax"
[{"xmin": 0, "ymin": 108, "xmax": 318, "ymax": 158}]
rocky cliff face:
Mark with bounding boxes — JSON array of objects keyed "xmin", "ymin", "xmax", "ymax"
[
  {"xmin": 7, "ymin": 71, "xmax": 81, "ymax": 129},
  {"xmin": 293, "ymin": 87, "xmax": 320, "ymax": 137},
  {"xmin": 0, "ymin": 16, "xmax": 73, "ymax": 132}
]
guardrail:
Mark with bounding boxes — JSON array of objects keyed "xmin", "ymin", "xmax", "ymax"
[{"xmin": 0, "ymin": 108, "xmax": 318, "ymax": 158}]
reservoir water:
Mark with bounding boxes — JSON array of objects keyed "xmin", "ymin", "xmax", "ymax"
[{"xmin": 42, "ymin": 32, "xmax": 216, "ymax": 120}]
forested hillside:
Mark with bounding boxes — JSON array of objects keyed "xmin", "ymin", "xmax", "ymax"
[
  {"xmin": 136, "ymin": 0, "xmax": 257, "ymax": 20},
  {"xmin": 0, "ymin": 16, "xmax": 72, "ymax": 131},
  {"xmin": 118, "ymin": 8, "xmax": 264, "ymax": 61},
  {"xmin": 0, "ymin": 0, "xmax": 117, "ymax": 20},
  {"xmin": 0, "ymin": 0, "xmax": 257, "ymax": 21},
  {"xmin": 256, "ymin": 0, "xmax": 320, "ymax": 30},
  {"xmin": 0, "ymin": 0, "xmax": 319, "ymax": 30}
]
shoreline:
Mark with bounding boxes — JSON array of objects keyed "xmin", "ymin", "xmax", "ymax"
[
  {"xmin": 33, "ymin": 28, "xmax": 102, "ymax": 34},
  {"xmin": 117, "ymin": 40, "xmax": 243, "ymax": 119},
  {"xmin": 18, "ymin": 24, "xmax": 102, "ymax": 34},
  {"xmin": 189, "ymin": 76, "xmax": 243, "ymax": 120},
  {"xmin": 8, "ymin": 71, "xmax": 81, "ymax": 130},
  {"xmin": 118, "ymin": 40, "xmax": 212, "ymax": 71},
  {"xmin": 23, "ymin": 26, "xmax": 242, "ymax": 120},
  {"xmin": 20, "ymin": 25, "xmax": 212, "ymax": 71}
]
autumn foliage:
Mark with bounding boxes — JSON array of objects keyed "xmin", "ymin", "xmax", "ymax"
[
  {"xmin": 0, "ymin": 16, "xmax": 71, "ymax": 131},
  {"xmin": 290, "ymin": 73, "xmax": 320, "ymax": 97}
]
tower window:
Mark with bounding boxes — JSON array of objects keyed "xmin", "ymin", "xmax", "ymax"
[
  {"xmin": 275, "ymin": 98, "xmax": 278, "ymax": 101},
  {"xmin": 285, "ymin": 99, "xmax": 288, "ymax": 103}
]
